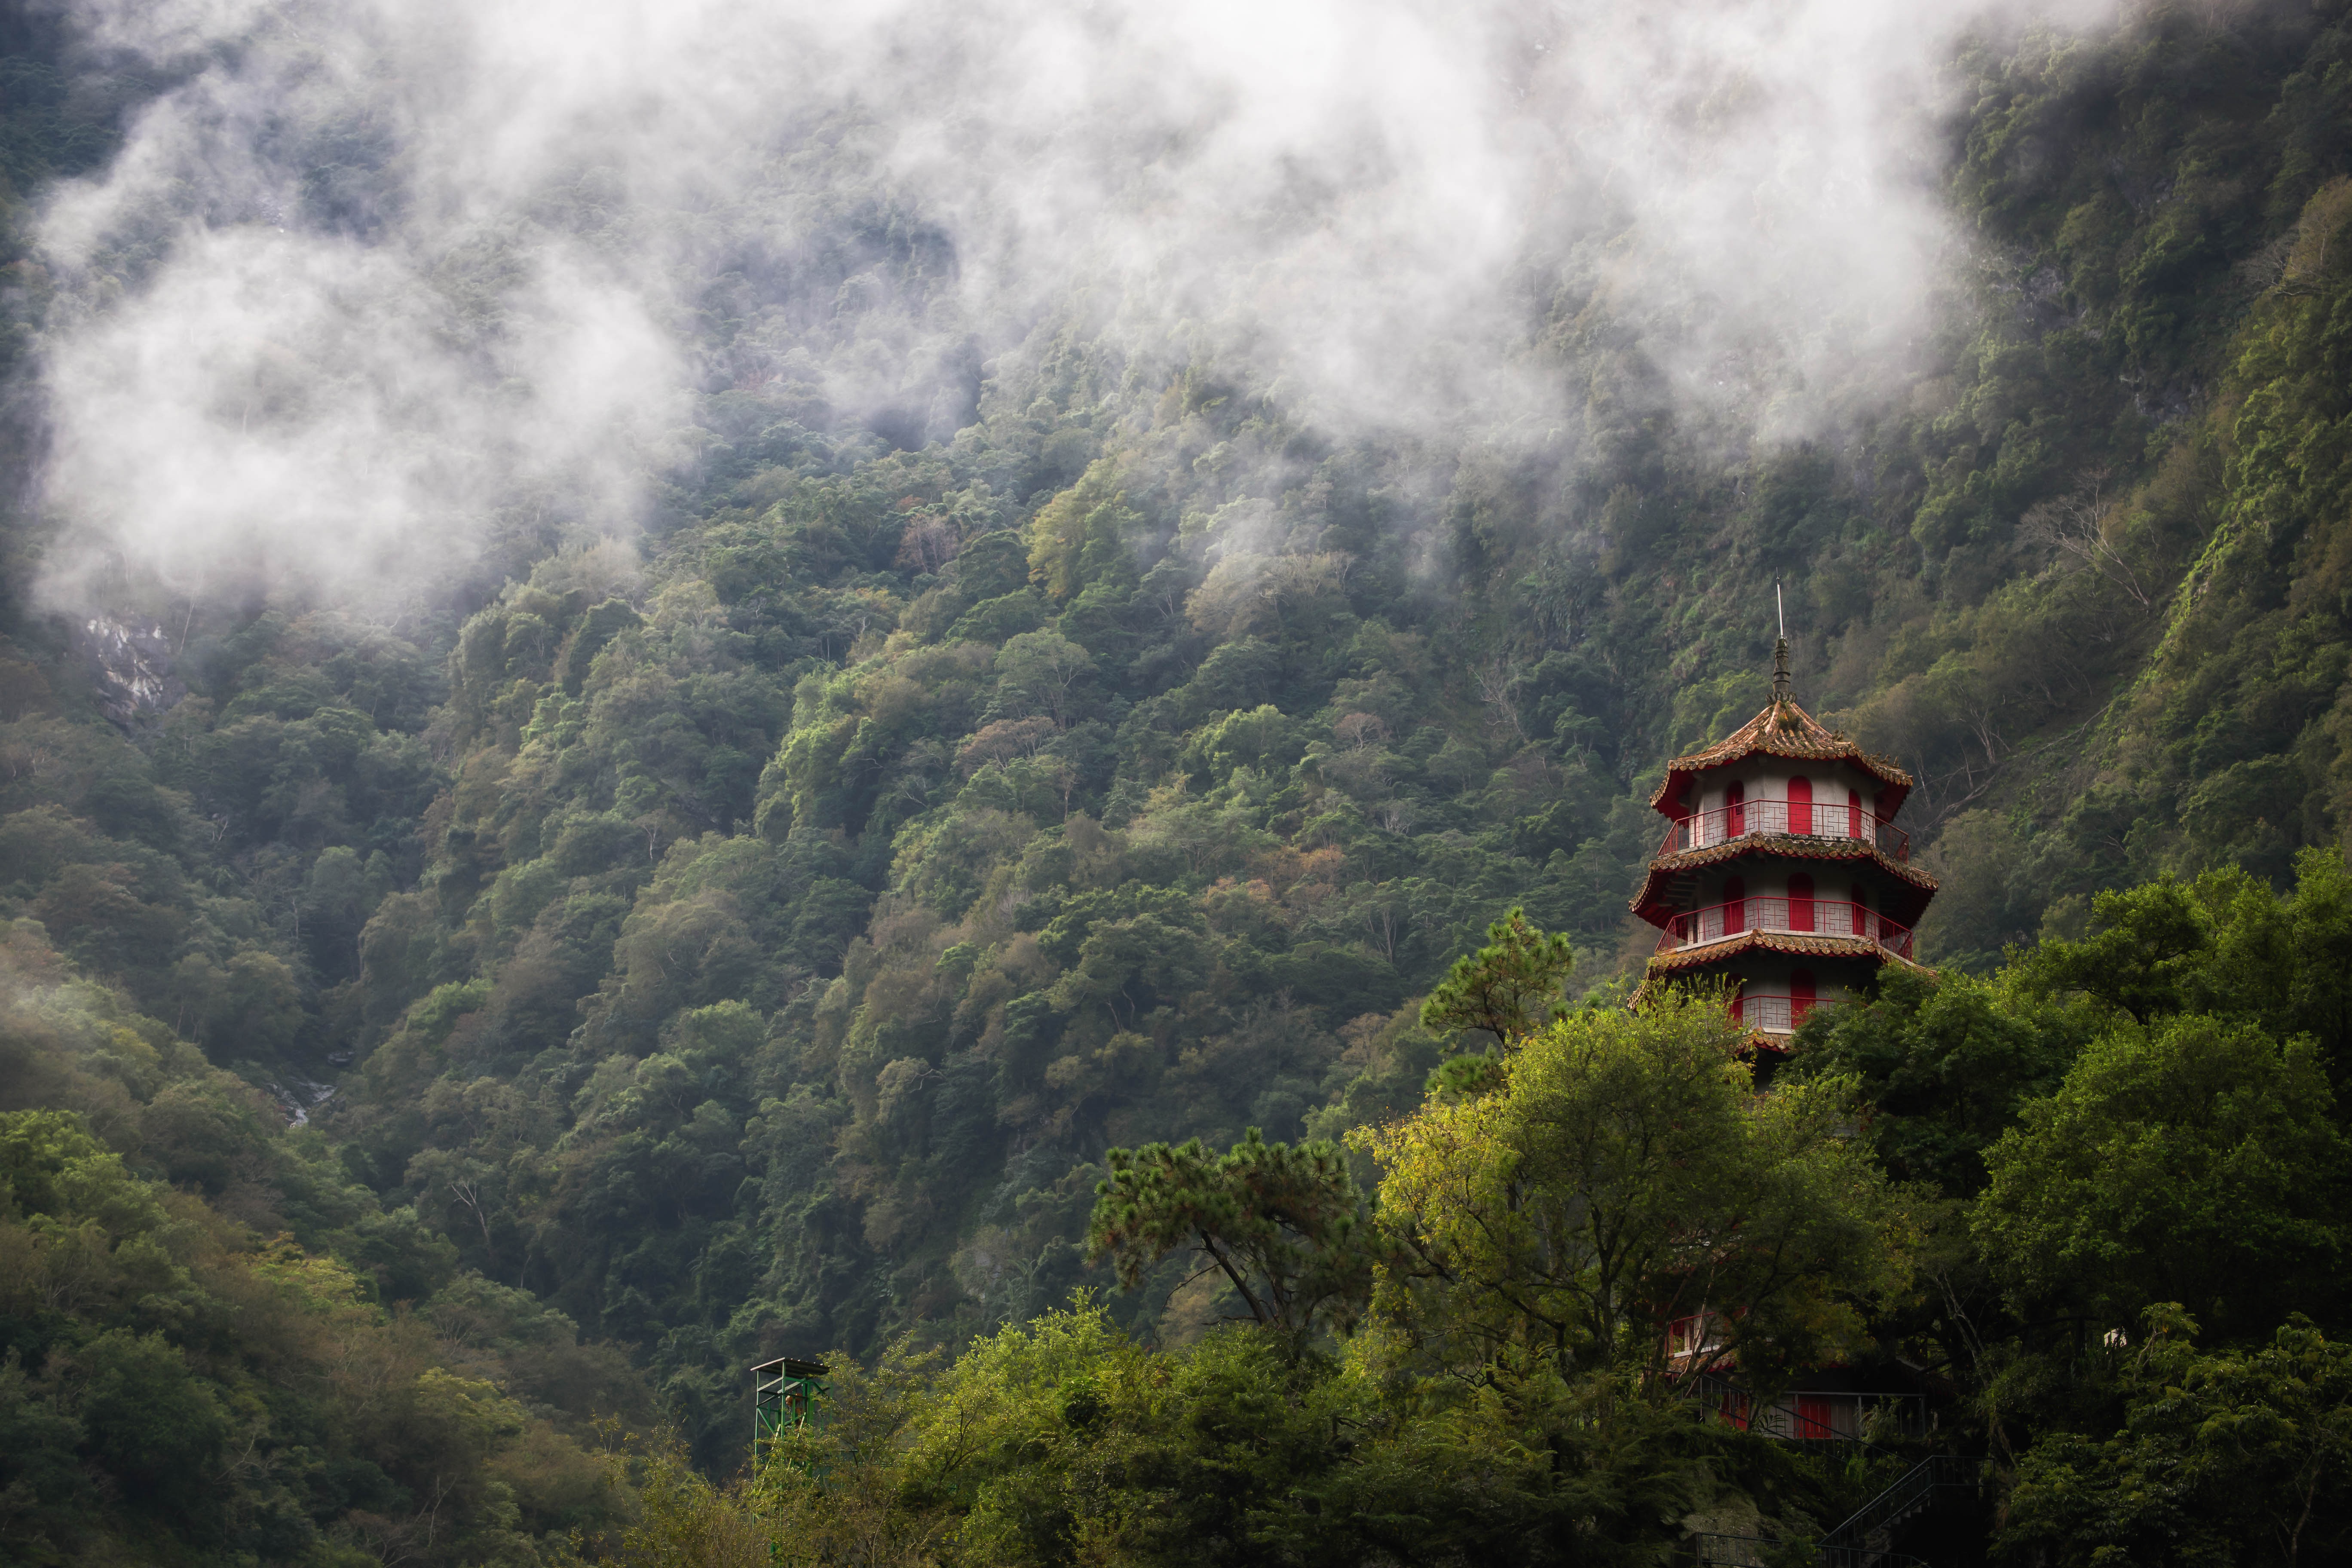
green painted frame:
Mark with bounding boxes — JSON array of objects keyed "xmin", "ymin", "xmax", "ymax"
[{"xmin": 751, "ymin": 1355, "xmax": 829, "ymax": 1442}]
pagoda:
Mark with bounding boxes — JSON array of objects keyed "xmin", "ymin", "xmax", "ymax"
[{"xmin": 1631, "ymin": 638, "xmax": 1935, "ymax": 1046}]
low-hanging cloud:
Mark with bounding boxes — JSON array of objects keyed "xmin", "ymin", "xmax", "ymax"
[{"xmin": 27, "ymin": 0, "xmax": 2118, "ymax": 609}]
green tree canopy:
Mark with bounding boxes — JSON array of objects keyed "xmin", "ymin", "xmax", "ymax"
[
  {"xmin": 1416, "ymin": 907, "xmax": 1575, "ymax": 1054},
  {"xmin": 2001, "ymin": 1308, "xmax": 2352, "ymax": 1568},
  {"xmin": 1792, "ymin": 965, "xmax": 2098, "ymax": 1196},
  {"xmin": 1974, "ymin": 1014, "xmax": 2352, "ymax": 1341},
  {"xmin": 1087, "ymin": 1127, "xmax": 1371, "ymax": 1345},
  {"xmin": 1366, "ymin": 990, "xmax": 1913, "ymax": 1390}
]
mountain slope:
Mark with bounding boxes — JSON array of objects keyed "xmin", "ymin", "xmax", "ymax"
[{"xmin": 8, "ymin": 0, "xmax": 2352, "ymax": 1473}]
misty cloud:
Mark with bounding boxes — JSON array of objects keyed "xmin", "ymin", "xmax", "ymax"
[{"xmin": 27, "ymin": 0, "xmax": 2117, "ymax": 609}]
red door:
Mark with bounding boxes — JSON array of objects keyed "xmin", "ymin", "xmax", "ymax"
[
  {"xmin": 1788, "ymin": 776, "xmax": 1813, "ymax": 835},
  {"xmin": 1788, "ymin": 873, "xmax": 1815, "ymax": 932},
  {"xmin": 1790, "ymin": 968, "xmax": 1816, "ymax": 1025},
  {"xmin": 1723, "ymin": 876, "xmax": 1746, "ymax": 936},
  {"xmin": 1847, "ymin": 787, "xmax": 1863, "ymax": 839},
  {"xmin": 1727, "ymin": 780, "xmax": 1746, "ymax": 837},
  {"xmin": 1849, "ymin": 883, "xmax": 1869, "ymax": 937},
  {"xmin": 1795, "ymin": 1393, "xmax": 1835, "ymax": 1440}
]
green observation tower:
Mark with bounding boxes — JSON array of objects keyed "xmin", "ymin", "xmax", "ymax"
[{"xmin": 751, "ymin": 1355, "xmax": 829, "ymax": 1444}]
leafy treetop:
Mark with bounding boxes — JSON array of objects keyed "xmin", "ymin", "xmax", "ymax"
[{"xmin": 1087, "ymin": 1127, "xmax": 1372, "ymax": 1347}]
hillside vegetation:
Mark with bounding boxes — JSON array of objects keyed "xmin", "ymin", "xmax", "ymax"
[
  {"xmin": 7, "ymin": 2, "xmax": 2352, "ymax": 1563},
  {"xmin": 612, "ymin": 868, "xmax": 2352, "ymax": 1568}
]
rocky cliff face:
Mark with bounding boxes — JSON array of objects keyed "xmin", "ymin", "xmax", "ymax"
[{"xmin": 74, "ymin": 615, "xmax": 184, "ymax": 728}]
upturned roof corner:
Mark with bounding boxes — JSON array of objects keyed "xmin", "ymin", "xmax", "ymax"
[{"xmin": 1649, "ymin": 688, "xmax": 1914, "ymax": 818}]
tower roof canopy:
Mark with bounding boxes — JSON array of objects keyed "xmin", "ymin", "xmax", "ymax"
[
  {"xmin": 1629, "ymin": 831, "xmax": 1938, "ymax": 928},
  {"xmin": 1650, "ymin": 696, "xmax": 1914, "ymax": 820}
]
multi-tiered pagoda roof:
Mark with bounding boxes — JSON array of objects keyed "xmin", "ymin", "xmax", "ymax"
[{"xmin": 1631, "ymin": 647, "xmax": 1937, "ymax": 1041}]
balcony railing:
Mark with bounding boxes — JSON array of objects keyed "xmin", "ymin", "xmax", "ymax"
[
  {"xmin": 1657, "ymin": 897, "xmax": 1916, "ymax": 962},
  {"xmin": 1733, "ymin": 991, "xmax": 1815, "ymax": 1035},
  {"xmin": 1660, "ymin": 800, "xmax": 1909, "ymax": 861}
]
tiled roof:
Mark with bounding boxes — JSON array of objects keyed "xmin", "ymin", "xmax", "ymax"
[
  {"xmin": 1630, "ymin": 835, "xmax": 1939, "ymax": 926},
  {"xmin": 1642, "ymin": 928, "xmax": 1926, "ymax": 977},
  {"xmin": 1651, "ymin": 698, "xmax": 1913, "ymax": 818}
]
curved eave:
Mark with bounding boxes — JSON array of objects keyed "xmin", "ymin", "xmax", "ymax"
[
  {"xmin": 1630, "ymin": 836, "xmax": 1939, "ymax": 927},
  {"xmin": 1649, "ymin": 699, "xmax": 1914, "ymax": 820},
  {"xmin": 1642, "ymin": 929, "xmax": 1931, "ymax": 977}
]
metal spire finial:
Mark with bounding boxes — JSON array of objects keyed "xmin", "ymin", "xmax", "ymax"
[{"xmin": 1772, "ymin": 584, "xmax": 1792, "ymax": 704}]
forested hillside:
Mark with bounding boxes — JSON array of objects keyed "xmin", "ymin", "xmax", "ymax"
[
  {"xmin": 8, "ymin": 0, "xmax": 2352, "ymax": 1562},
  {"xmin": 576, "ymin": 868, "xmax": 2352, "ymax": 1568}
]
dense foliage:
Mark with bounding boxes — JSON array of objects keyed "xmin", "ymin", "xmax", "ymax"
[
  {"xmin": 0, "ymin": 920, "xmax": 655, "ymax": 1565},
  {"xmin": 10, "ymin": 1, "xmax": 2352, "ymax": 1563},
  {"xmin": 576, "ymin": 897, "xmax": 2352, "ymax": 1568}
]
